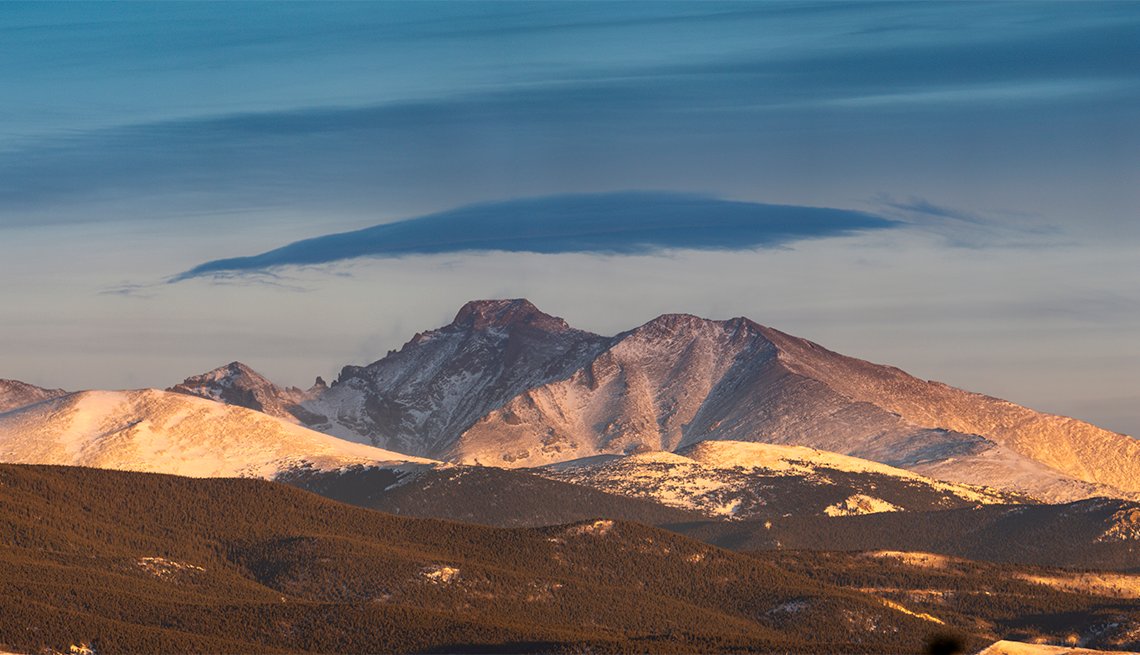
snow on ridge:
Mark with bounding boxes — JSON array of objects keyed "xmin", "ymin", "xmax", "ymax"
[
  {"xmin": 683, "ymin": 440, "xmax": 1014, "ymax": 504},
  {"xmin": 0, "ymin": 388, "xmax": 435, "ymax": 479},
  {"xmin": 539, "ymin": 441, "xmax": 1017, "ymax": 519},
  {"xmin": 683, "ymin": 441, "xmax": 915, "ymax": 477}
]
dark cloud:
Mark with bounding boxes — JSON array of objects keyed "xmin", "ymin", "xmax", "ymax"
[{"xmin": 173, "ymin": 192, "xmax": 897, "ymax": 281}]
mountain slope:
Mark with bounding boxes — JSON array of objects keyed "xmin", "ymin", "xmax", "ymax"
[
  {"xmin": 762, "ymin": 550, "xmax": 1140, "ymax": 653},
  {"xmin": 0, "ymin": 379, "xmax": 67, "ymax": 413},
  {"xmin": 537, "ymin": 441, "xmax": 1027, "ymax": 520},
  {"xmin": 0, "ymin": 464, "xmax": 966, "ymax": 654},
  {"xmin": 757, "ymin": 326, "xmax": 1140, "ymax": 501},
  {"xmin": 0, "ymin": 389, "xmax": 432, "ymax": 478}
]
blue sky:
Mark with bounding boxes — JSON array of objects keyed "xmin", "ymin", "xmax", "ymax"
[{"xmin": 1, "ymin": 2, "xmax": 1138, "ymax": 436}]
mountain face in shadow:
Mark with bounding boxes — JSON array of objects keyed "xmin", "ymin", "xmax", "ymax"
[{"xmin": 0, "ymin": 463, "xmax": 962, "ymax": 655}]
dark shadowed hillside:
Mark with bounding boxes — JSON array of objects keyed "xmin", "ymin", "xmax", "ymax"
[
  {"xmin": 281, "ymin": 464, "xmax": 706, "ymax": 528},
  {"xmin": 0, "ymin": 464, "xmax": 970, "ymax": 655},
  {"xmin": 672, "ymin": 499, "xmax": 1140, "ymax": 571},
  {"xmin": 761, "ymin": 550, "xmax": 1140, "ymax": 653}
]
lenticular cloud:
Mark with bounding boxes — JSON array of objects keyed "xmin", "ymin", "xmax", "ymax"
[{"xmin": 173, "ymin": 191, "xmax": 896, "ymax": 281}]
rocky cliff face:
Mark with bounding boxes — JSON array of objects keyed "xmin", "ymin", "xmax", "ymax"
[{"xmin": 456, "ymin": 314, "xmax": 988, "ymax": 468}]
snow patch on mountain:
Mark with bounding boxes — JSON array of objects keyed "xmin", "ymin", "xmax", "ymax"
[
  {"xmin": 684, "ymin": 441, "xmax": 1014, "ymax": 504},
  {"xmin": 0, "ymin": 389, "xmax": 434, "ymax": 478},
  {"xmin": 538, "ymin": 441, "xmax": 1018, "ymax": 519},
  {"xmin": 824, "ymin": 494, "xmax": 903, "ymax": 517}
]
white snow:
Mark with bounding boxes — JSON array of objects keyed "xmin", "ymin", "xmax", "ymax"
[
  {"xmin": 421, "ymin": 565, "xmax": 460, "ymax": 584},
  {"xmin": 824, "ymin": 494, "xmax": 904, "ymax": 517},
  {"xmin": 136, "ymin": 556, "xmax": 205, "ymax": 578},
  {"xmin": 977, "ymin": 640, "xmax": 1138, "ymax": 655},
  {"xmin": 0, "ymin": 389, "xmax": 435, "ymax": 479},
  {"xmin": 540, "ymin": 441, "xmax": 1014, "ymax": 519}
]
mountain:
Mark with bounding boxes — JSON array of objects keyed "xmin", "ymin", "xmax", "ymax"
[
  {"xmin": 537, "ymin": 441, "xmax": 1027, "ymax": 520},
  {"xmin": 169, "ymin": 360, "xmax": 327, "ymax": 424},
  {"xmin": 285, "ymin": 299, "xmax": 1137, "ymax": 502},
  {"xmin": 0, "ymin": 379, "xmax": 67, "ymax": 414},
  {"xmin": 455, "ymin": 311, "xmax": 1137, "ymax": 502},
  {"xmin": 300, "ymin": 299, "xmax": 610, "ymax": 452},
  {"xmin": 0, "ymin": 463, "xmax": 969, "ymax": 654},
  {"xmin": 0, "ymin": 388, "xmax": 432, "ymax": 478},
  {"xmin": 751, "ymin": 326, "xmax": 1140, "ymax": 501}
]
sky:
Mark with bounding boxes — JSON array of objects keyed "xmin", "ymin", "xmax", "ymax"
[{"xmin": 1, "ymin": 2, "xmax": 1138, "ymax": 436}]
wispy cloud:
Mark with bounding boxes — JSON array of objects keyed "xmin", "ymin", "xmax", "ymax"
[
  {"xmin": 873, "ymin": 195, "xmax": 1064, "ymax": 248},
  {"xmin": 172, "ymin": 192, "xmax": 897, "ymax": 281}
]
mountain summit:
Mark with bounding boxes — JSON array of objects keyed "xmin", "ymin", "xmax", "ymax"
[
  {"xmin": 450, "ymin": 298, "xmax": 573, "ymax": 332},
  {"xmin": 301, "ymin": 300, "xmax": 608, "ymax": 453}
]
